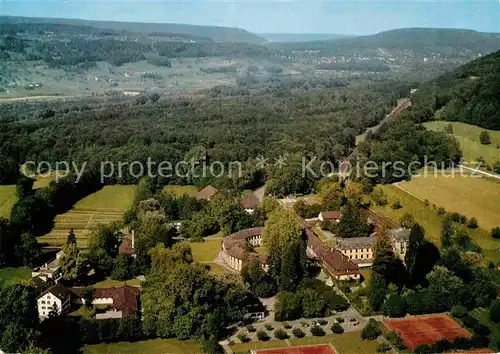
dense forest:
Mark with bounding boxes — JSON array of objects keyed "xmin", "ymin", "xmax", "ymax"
[
  {"xmin": 0, "ymin": 16, "xmax": 265, "ymax": 43},
  {"xmin": 404, "ymin": 50, "xmax": 500, "ymax": 130},
  {"xmin": 270, "ymin": 28, "xmax": 500, "ymax": 56},
  {"xmin": 0, "ymin": 78, "xmax": 408, "ymax": 188}
]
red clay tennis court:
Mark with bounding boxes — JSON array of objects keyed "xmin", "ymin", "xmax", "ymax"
[
  {"xmin": 253, "ymin": 344, "xmax": 336, "ymax": 354},
  {"xmin": 384, "ymin": 315, "xmax": 472, "ymax": 350}
]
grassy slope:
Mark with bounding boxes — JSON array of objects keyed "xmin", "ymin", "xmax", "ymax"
[
  {"xmin": 0, "ymin": 185, "xmax": 17, "ymax": 219},
  {"xmin": 372, "ymin": 184, "xmax": 499, "ymax": 262},
  {"xmin": 0, "ymin": 267, "xmax": 31, "ymax": 286},
  {"xmin": 73, "ymin": 185, "xmax": 136, "ymax": 212},
  {"xmin": 397, "ymin": 174, "xmax": 500, "ymax": 230},
  {"xmin": 424, "ymin": 121, "xmax": 500, "ymax": 166},
  {"xmin": 83, "ymin": 339, "xmax": 203, "ymax": 354}
]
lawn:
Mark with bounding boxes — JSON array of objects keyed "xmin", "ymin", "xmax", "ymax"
[
  {"xmin": 289, "ymin": 332, "xmax": 380, "ymax": 354},
  {"xmin": 0, "ymin": 267, "xmax": 31, "ymax": 287},
  {"xmin": 360, "ymin": 269, "xmax": 372, "ymax": 284},
  {"xmin": 84, "ymin": 338, "xmax": 203, "ymax": 354},
  {"xmin": 424, "ymin": 121, "xmax": 500, "ymax": 167},
  {"xmin": 231, "ymin": 339, "xmax": 290, "ymax": 354},
  {"xmin": 371, "ymin": 184, "xmax": 499, "ymax": 263},
  {"xmin": 397, "ymin": 173, "xmax": 500, "ymax": 231},
  {"xmin": 0, "ymin": 185, "xmax": 17, "ymax": 219},
  {"xmin": 189, "ymin": 239, "xmax": 221, "ymax": 263},
  {"xmin": 163, "ymin": 185, "xmax": 199, "ymax": 197},
  {"xmin": 73, "ymin": 185, "xmax": 136, "ymax": 212}
]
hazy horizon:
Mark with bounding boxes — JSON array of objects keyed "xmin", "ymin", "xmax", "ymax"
[{"xmin": 1, "ymin": 0, "xmax": 499, "ymax": 35}]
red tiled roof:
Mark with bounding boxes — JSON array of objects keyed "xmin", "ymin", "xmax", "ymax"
[
  {"xmin": 241, "ymin": 195, "xmax": 260, "ymax": 209},
  {"xmin": 196, "ymin": 185, "xmax": 219, "ymax": 200},
  {"xmin": 222, "ymin": 227, "xmax": 266, "ymax": 264},
  {"xmin": 297, "ymin": 216, "xmax": 359, "ymax": 277},
  {"xmin": 92, "ymin": 286, "xmax": 140, "ymax": 317},
  {"xmin": 118, "ymin": 236, "xmax": 134, "ymax": 255}
]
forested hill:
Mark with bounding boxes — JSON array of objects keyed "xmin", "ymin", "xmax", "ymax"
[
  {"xmin": 259, "ymin": 33, "xmax": 353, "ymax": 43},
  {"xmin": 407, "ymin": 50, "xmax": 500, "ymax": 130},
  {"xmin": 0, "ymin": 16, "xmax": 265, "ymax": 44},
  {"xmin": 270, "ymin": 28, "xmax": 500, "ymax": 56}
]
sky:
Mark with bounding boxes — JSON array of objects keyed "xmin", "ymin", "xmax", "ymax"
[{"xmin": 1, "ymin": 0, "xmax": 499, "ymax": 35}]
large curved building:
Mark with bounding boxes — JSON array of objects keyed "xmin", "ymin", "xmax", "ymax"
[{"xmin": 221, "ymin": 227, "xmax": 268, "ymax": 272}]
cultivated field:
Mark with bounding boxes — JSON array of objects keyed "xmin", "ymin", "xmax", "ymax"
[
  {"xmin": 424, "ymin": 121, "xmax": 500, "ymax": 166},
  {"xmin": 384, "ymin": 315, "xmax": 471, "ymax": 350},
  {"xmin": 371, "ymin": 184, "xmax": 499, "ymax": 262},
  {"xmin": 0, "ymin": 185, "xmax": 17, "ymax": 219},
  {"xmin": 83, "ymin": 338, "xmax": 203, "ymax": 354},
  {"xmin": 396, "ymin": 173, "xmax": 500, "ymax": 230},
  {"xmin": 38, "ymin": 186, "xmax": 136, "ymax": 248}
]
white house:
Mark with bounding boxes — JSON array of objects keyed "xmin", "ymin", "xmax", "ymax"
[{"xmin": 37, "ymin": 284, "xmax": 72, "ymax": 320}]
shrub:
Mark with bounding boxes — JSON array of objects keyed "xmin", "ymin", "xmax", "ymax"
[
  {"xmin": 377, "ymin": 342, "xmax": 391, "ymax": 353},
  {"xmin": 466, "ymin": 217, "xmax": 478, "ymax": 229},
  {"xmin": 283, "ymin": 322, "xmax": 292, "ymax": 329},
  {"xmin": 462, "ymin": 315, "xmax": 479, "ymax": 329},
  {"xmin": 246, "ymin": 324, "xmax": 256, "ymax": 332},
  {"xmin": 431, "ymin": 338, "xmax": 452, "ymax": 352},
  {"xmin": 318, "ymin": 319, "xmax": 328, "ymax": 326},
  {"xmin": 237, "ymin": 333, "xmax": 250, "ymax": 343},
  {"xmin": 473, "ymin": 323, "xmax": 491, "ymax": 336},
  {"xmin": 331, "ymin": 322, "xmax": 344, "ymax": 334},
  {"xmin": 492, "ymin": 227, "xmax": 500, "ymax": 240},
  {"xmin": 391, "ymin": 200, "xmax": 402, "ymax": 210},
  {"xmin": 361, "ymin": 319, "xmax": 381, "ymax": 340},
  {"xmin": 453, "ymin": 336, "xmax": 472, "ymax": 350},
  {"xmin": 414, "ymin": 344, "xmax": 433, "ymax": 353},
  {"xmin": 264, "ymin": 324, "xmax": 274, "ymax": 331},
  {"xmin": 382, "ymin": 294, "xmax": 407, "ymax": 318},
  {"xmin": 471, "ymin": 334, "xmax": 489, "ymax": 348},
  {"xmin": 256, "ymin": 330, "xmax": 270, "ymax": 341},
  {"xmin": 310, "ymin": 326, "xmax": 325, "ymax": 336},
  {"xmin": 450, "ymin": 305, "xmax": 467, "ymax": 318},
  {"xmin": 437, "ymin": 207, "xmax": 446, "ymax": 216},
  {"xmin": 300, "ymin": 320, "xmax": 309, "ymax": 327},
  {"xmin": 384, "ymin": 331, "xmax": 405, "ymax": 350},
  {"xmin": 336, "ymin": 317, "xmax": 344, "ymax": 323},
  {"xmin": 480, "ymin": 130, "xmax": 491, "ymax": 145},
  {"xmin": 274, "ymin": 328, "xmax": 289, "ymax": 340},
  {"xmin": 292, "ymin": 328, "xmax": 305, "ymax": 338}
]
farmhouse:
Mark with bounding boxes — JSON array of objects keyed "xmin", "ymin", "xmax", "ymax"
[
  {"xmin": 389, "ymin": 227, "xmax": 411, "ymax": 259},
  {"xmin": 318, "ymin": 211, "xmax": 343, "ymax": 222},
  {"xmin": 37, "ymin": 284, "xmax": 73, "ymax": 320},
  {"xmin": 196, "ymin": 185, "xmax": 219, "ymax": 201},
  {"xmin": 221, "ymin": 227, "xmax": 267, "ymax": 272},
  {"xmin": 74, "ymin": 285, "xmax": 141, "ymax": 319},
  {"xmin": 118, "ymin": 233, "xmax": 136, "ymax": 258},
  {"xmin": 336, "ymin": 236, "xmax": 376, "ymax": 267},
  {"xmin": 240, "ymin": 195, "xmax": 260, "ymax": 214}
]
